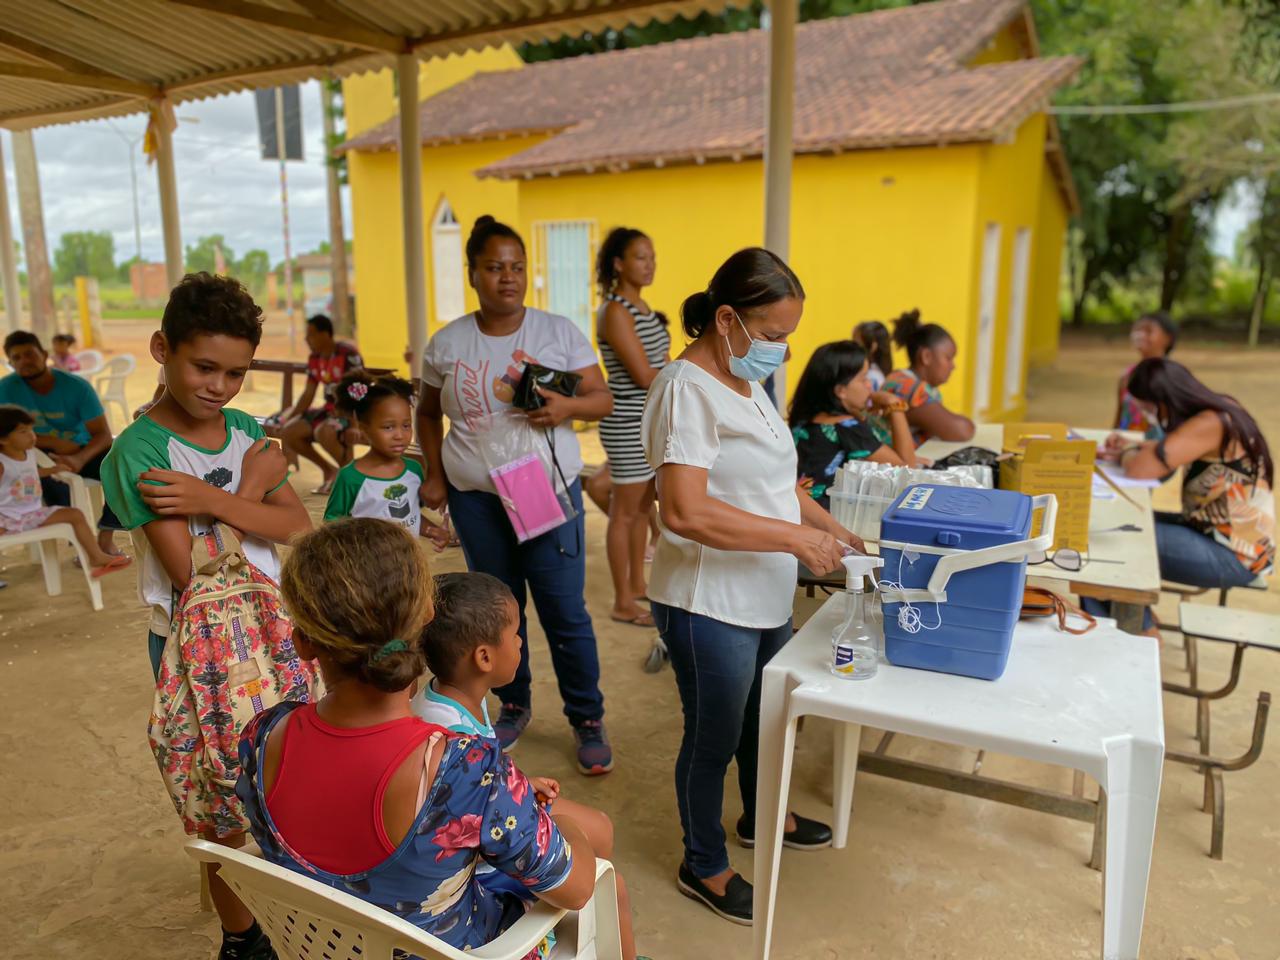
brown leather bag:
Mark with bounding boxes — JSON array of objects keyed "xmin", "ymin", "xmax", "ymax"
[{"xmin": 1021, "ymin": 586, "xmax": 1096, "ymax": 635}]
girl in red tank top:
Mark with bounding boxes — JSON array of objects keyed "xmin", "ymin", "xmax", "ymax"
[{"xmin": 236, "ymin": 520, "xmax": 589, "ymax": 959}]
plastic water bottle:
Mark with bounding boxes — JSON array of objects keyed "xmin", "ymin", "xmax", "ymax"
[{"xmin": 831, "ymin": 553, "xmax": 885, "ymax": 680}]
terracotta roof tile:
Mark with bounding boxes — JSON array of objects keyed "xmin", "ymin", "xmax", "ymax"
[{"xmin": 340, "ymin": 0, "xmax": 1079, "ymax": 182}]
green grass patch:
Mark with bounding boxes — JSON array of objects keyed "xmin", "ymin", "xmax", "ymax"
[{"xmin": 102, "ymin": 307, "xmax": 164, "ymax": 320}]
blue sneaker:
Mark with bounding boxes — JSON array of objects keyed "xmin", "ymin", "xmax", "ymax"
[
  {"xmin": 494, "ymin": 703, "xmax": 531, "ymax": 752},
  {"xmin": 573, "ymin": 719, "xmax": 614, "ymax": 776}
]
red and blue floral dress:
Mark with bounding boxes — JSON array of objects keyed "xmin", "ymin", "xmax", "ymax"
[{"xmin": 237, "ymin": 701, "xmax": 573, "ymax": 955}]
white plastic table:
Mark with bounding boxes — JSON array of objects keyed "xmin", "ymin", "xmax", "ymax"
[{"xmin": 753, "ymin": 595, "xmax": 1165, "ymax": 960}]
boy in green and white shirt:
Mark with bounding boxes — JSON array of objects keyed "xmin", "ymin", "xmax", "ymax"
[{"xmin": 102, "ymin": 274, "xmax": 311, "ymax": 677}]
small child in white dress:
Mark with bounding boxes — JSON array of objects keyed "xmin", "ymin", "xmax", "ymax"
[{"xmin": 0, "ymin": 404, "xmax": 131, "ymax": 577}]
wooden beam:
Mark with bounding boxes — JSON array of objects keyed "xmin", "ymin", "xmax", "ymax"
[
  {"xmin": 168, "ymin": 0, "xmax": 406, "ymax": 54},
  {"xmin": 0, "ymin": 97, "xmax": 138, "ymax": 131},
  {"xmin": 162, "ymin": 52, "xmax": 370, "ymax": 93},
  {"xmin": 0, "ymin": 61, "xmax": 158, "ymax": 97}
]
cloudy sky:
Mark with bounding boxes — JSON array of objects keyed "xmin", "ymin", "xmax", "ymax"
[
  {"xmin": 1, "ymin": 79, "xmax": 349, "ymax": 270},
  {"xmin": 0, "ymin": 80, "xmax": 1257, "ymax": 272}
]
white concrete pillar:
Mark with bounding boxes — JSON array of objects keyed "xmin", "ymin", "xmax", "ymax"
[
  {"xmin": 320, "ymin": 79, "xmax": 351, "ymax": 337},
  {"xmin": 763, "ymin": 0, "xmax": 797, "ymax": 408},
  {"xmin": 152, "ymin": 100, "xmax": 183, "ymax": 289},
  {"xmin": 0, "ymin": 133, "xmax": 21, "ymax": 334},
  {"xmin": 397, "ymin": 54, "xmax": 427, "ymax": 372}
]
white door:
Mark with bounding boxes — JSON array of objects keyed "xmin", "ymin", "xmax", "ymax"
[
  {"xmin": 431, "ymin": 201, "xmax": 465, "ymax": 323},
  {"xmin": 973, "ymin": 223, "xmax": 1001, "ymax": 417},
  {"xmin": 1004, "ymin": 228, "xmax": 1032, "ymax": 408},
  {"xmin": 538, "ymin": 220, "xmax": 595, "ymax": 340}
]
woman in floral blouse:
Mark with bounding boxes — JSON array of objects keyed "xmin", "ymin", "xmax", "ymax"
[
  {"xmin": 237, "ymin": 519, "xmax": 602, "ymax": 959},
  {"xmin": 789, "ymin": 340, "xmax": 917, "ymax": 508}
]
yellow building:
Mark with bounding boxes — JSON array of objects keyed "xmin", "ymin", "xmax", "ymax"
[{"xmin": 341, "ymin": 0, "xmax": 1079, "ymax": 419}]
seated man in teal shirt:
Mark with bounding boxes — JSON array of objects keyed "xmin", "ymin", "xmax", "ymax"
[{"xmin": 1, "ymin": 331, "xmax": 123, "ymax": 553}]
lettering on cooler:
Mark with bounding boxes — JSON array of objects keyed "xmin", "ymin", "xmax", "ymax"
[{"xmin": 900, "ymin": 486, "xmax": 933, "ymax": 511}]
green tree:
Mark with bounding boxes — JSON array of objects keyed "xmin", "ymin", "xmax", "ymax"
[
  {"xmin": 185, "ymin": 234, "xmax": 235, "ymax": 275},
  {"xmin": 116, "ymin": 254, "xmax": 143, "ymax": 285},
  {"xmin": 52, "ymin": 230, "xmax": 115, "ymax": 284},
  {"xmin": 1160, "ymin": 0, "xmax": 1280, "ymax": 341},
  {"xmin": 235, "ymin": 249, "xmax": 271, "ymax": 292}
]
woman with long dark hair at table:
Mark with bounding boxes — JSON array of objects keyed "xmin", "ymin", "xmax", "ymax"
[{"xmin": 1098, "ymin": 357, "xmax": 1274, "ymax": 631}]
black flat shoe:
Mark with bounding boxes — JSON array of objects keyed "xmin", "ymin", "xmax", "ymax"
[
  {"xmin": 736, "ymin": 813, "xmax": 832, "ymax": 850},
  {"xmin": 676, "ymin": 862, "xmax": 753, "ymax": 926}
]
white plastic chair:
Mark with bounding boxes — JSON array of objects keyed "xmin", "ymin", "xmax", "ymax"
[
  {"xmin": 0, "ymin": 522, "xmax": 104, "ymax": 611},
  {"xmin": 94, "ymin": 353, "xmax": 136, "ymax": 430},
  {"xmin": 34, "ymin": 449, "xmax": 103, "ymax": 530},
  {"xmin": 185, "ymin": 838, "xmax": 623, "ymax": 960},
  {"xmin": 73, "ymin": 348, "xmax": 106, "ymax": 376}
]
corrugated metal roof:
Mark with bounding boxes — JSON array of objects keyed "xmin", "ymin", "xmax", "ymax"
[{"xmin": 0, "ymin": 0, "xmax": 734, "ymax": 129}]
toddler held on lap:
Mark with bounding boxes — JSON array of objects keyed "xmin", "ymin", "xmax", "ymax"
[{"xmin": 238, "ymin": 522, "xmax": 645, "ymax": 960}]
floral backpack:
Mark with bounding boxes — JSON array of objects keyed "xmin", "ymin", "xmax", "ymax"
[{"xmin": 148, "ymin": 524, "xmax": 320, "ymax": 837}]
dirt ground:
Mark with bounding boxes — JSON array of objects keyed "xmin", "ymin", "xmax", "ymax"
[{"xmin": 3, "ymin": 321, "xmax": 1279, "ymax": 960}]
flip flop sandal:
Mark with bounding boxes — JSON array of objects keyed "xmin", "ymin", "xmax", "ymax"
[
  {"xmin": 312, "ymin": 479, "xmax": 335, "ymax": 496},
  {"xmin": 611, "ymin": 611, "xmax": 655, "ymax": 628},
  {"xmin": 91, "ymin": 554, "xmax": 132, "ymax": 578}
]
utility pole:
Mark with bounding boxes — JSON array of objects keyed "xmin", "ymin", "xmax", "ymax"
[
  {"xmin": 275, "ymin": 87, "xmax": 296, "ymax": 353},
  {"xmin": 107, "ymin": 121, "xmax": 144, "ymax": 260},
  {"xmin": 0, "ymin": 133, "xmax": 22, "ymax": 334},
  {"xmin": 321, "ymin": 79, "xmax": 351, "ymax": 337},
  {"xmin": 11, "ymin": 130, "xmax": 54, "ymax": 341}
]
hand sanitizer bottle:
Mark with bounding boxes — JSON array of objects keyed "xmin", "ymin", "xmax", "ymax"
[{"xmin": 831, "ymin": 553, "xmax": 885, "ymax": 680}]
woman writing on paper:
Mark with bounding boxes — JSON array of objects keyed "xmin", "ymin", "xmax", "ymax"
[{"xmin": 1097, "ymin": 358, "xmax": 1274, "ymax": 629}]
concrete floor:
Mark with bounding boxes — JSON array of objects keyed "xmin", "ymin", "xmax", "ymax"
[{"xmin": 2, "ymin": 324, "xmax": 1278, "ymax": 959}]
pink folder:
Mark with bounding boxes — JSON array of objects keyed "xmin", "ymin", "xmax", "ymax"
[{"xmin": 491, "ymin": 453, "xmax": 567, "ymax": 542}]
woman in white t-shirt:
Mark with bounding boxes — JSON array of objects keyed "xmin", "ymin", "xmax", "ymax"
[
  {"xmin": 642, "ymin": 247, "xmax": 863, "ymax": 925},
  {"xmin": 417, "ymin": 215, "xmax": 617, "ymax": 777}
]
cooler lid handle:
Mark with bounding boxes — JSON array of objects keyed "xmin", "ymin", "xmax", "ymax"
[{"xmin": 881, "ymin": 494, "xmax": 1057, "ymax": 603}]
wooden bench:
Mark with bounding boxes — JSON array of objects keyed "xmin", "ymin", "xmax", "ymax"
[
  {"xmin": 1162, "ymin": 575, "xmax": 1270, "ymax": 688},
  {"xmin": 1162, "ymin": 602, "xmax": 1275, "ymax": 859}
]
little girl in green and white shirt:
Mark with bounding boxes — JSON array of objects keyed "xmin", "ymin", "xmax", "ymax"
[{"xmin": 323, "ymin": 371, "xmax": 450, "ymax": 549}]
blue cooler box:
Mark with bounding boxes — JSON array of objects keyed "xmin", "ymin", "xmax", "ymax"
[{"xmin": 879, "ymin": 485, "xmax": 1053, "ymax": 681}]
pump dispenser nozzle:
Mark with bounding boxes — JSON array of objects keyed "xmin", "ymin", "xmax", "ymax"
[{"xmin": 841, "ymin": 553, "xmax": 884, "ymax": 592}]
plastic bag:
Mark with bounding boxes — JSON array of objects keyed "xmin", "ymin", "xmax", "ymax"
[{"xmin": 475, "ymin": 410, "xmax": 578, "ymax": 542}]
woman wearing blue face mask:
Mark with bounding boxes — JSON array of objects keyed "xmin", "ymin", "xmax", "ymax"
[{"xmin": 641, "ymin": 247, "xmax": 862, "ymax": 925}]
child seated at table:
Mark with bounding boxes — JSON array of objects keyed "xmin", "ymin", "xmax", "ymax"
[
  {"xmin": 1113, "ymin": 311, "xmax": 1177, "ymax": 437},
  {"xmin": 882, "ymin": 309, "xmax": 975, "ymax": 447},
  {"xmin": 0, "ymin": 404, "xmax": 131, "ymax": 577},
  {"xmin": 238, "ymin": 521, "xmax": 645, "ymax": 960},
  {"xmin": 413, "ymin": 571, "xmax": 641, "ymax": 958}
]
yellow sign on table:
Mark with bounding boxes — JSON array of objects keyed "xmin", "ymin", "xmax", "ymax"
[{"xmin": 999, "ymin": 423, "xmax": 1096, "ymax": 552}]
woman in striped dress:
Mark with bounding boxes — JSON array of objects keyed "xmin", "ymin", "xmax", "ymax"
[{"xmin": 596, "ymin": 227, "xmax": 671, "ymax": 627}]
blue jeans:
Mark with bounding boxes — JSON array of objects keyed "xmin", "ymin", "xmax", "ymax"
[
  {"xmin": 40, "ymin": 449, "xmax": 123, "ymax": 530},
  {"xmin": 447, "ymin": 479, "xmax": 604, "ymax": 726},
  {"xmin": 1083, "ymin": 516, "xmax": 1256, "ymax": 628},
  {"xmin": 652, "ymin": 601, "xmax": 793, "ymax": 878}
]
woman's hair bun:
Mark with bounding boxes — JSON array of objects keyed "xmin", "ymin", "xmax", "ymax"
[
  {"xmin": 680, "ymin": 290, "xmax": 715, "ymax": 339},
  {"xmin": 891, "ymin": 308, "xmax": 921, "ymax": 349},
  {"xmin": 474, "ymin": 214, "xmax": 496, "ymax": 230}
]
